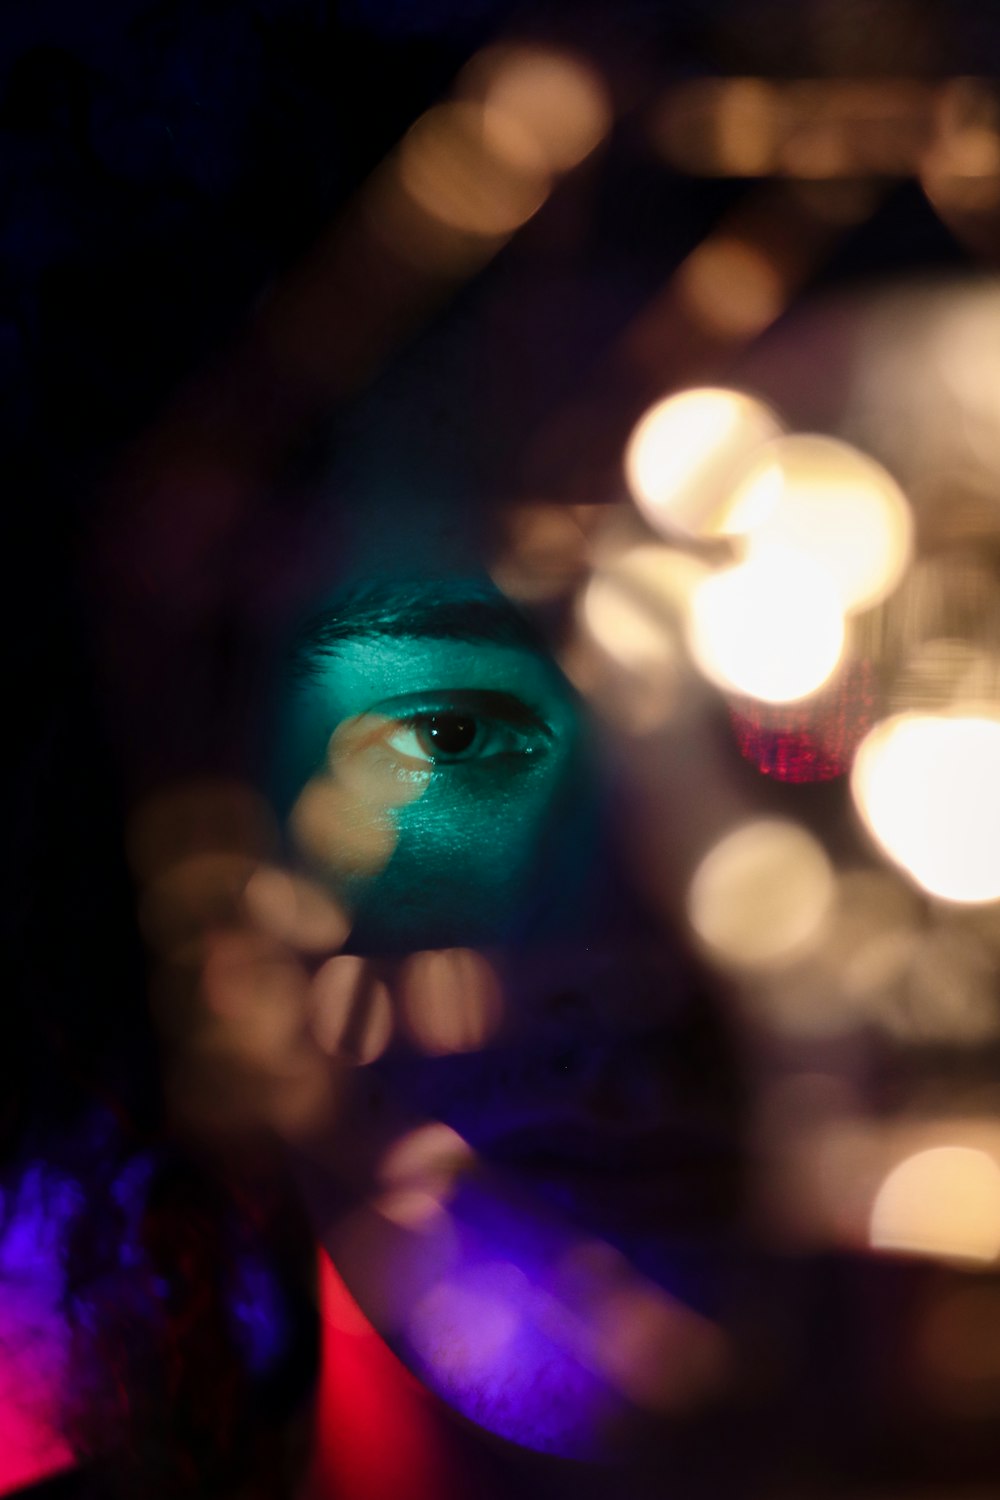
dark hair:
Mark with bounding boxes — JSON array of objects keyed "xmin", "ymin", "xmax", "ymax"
[{"xmin": 3, "ymin": 575, "xmax": 318, "ymax": 1498}]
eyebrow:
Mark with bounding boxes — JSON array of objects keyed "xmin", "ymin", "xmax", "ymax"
[{"xmin": 288, "ymin": 580, "xmax": 544, "ymax": 679}]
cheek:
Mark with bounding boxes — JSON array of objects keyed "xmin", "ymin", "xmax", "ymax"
[{"xmin": 347, "ymin": 764, "xmax": 586, "ymax": 950}]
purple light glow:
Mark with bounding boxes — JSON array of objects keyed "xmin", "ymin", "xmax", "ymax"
[
  {"xmin": 395, "ymin": 1180, "xmax": 639, "ymax": 1456},
  {"xmin": 408, "ymin": 1255, "xmax": 617, "ymax": 1455},
  {"xmin": 0, "ymin": 1168, "xmax": 76, "ymax": 1494}
]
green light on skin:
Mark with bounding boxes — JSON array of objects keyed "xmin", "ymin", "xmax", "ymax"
[{"xmin": 271, "ymin": 580, "xmax": 597, "ymax": 952}]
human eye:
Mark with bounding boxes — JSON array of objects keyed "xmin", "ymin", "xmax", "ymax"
[
  {"xmin": 291, "ymin": 657, "xmax": 581, "ymax": 946},
  {"xmin": 373, "ymin": 690, "xmax": 554, "ymax": 771}
]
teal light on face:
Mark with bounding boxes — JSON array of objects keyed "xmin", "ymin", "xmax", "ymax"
[
  {"xmin": 273, "ymin": 578, "xmax": 594, "ymax": 951},
  {"xmin": 267, "ymin": 555, "xmax": 748, "ymax": 1464}
]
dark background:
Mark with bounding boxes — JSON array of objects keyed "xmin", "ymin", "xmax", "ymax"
[
  {"xmin": 2, "ymin": 0, "xmax": 991, "ymax": 1193},
  {"xmin": 2, "ymin": 11, "xmax": 1000, "ymax": 1500}
]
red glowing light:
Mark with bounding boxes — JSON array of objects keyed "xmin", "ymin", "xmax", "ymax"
[
  {"xmin": 304, "ymin": 1252, "xmax": 496, "ymax": 1500},
  {"xmin": 728, "ymin": 658, "xmax": 878, "ymax": 782},
  {"xmin": 0, "ymin": 1294, "xmax": 73, "ymax": 1496}
]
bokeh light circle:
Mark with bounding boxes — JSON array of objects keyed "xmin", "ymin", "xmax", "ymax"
[
  {"xmin": 398, "ymin": 101, "xmax": 550, "ymax": 239},
  {"xmin": 739, "ymin": 434, "xmax": 913, "ymax": 612},
  {"xmin": 687, "ymin": 818, "xmax": 835, "ymax": 970},
  {"xmin": 311, "ymin": 954, "xmax": 393, "ymax": 1064},
  {"xmin": 871, "ymin": 1146, "xmax": 1000, "ymax": 1263},
  {"xmin": 243, "ymin": 865, "xmax": 350, "ymax": 952},
  {"xmin": 400, "ymin": 949, "xmax": 503, "ymax": 1055},
  {"xmin": 581, "ymin": 544, "xmax": 707, "ymax": 670},
  {"xmin": 462, "ymin": 45, "xmax": 612, "ymax": 173},
  {"xmin": 624, "ymin": 387, "xmax": 784, "ymax": 540},
  {"xmin": 688, "ymin": 546, "xmax": 845, "ymax": 703},
  {"xmin": 852, "ymin": 712, "xmax": 1000, "ymax": 903}
]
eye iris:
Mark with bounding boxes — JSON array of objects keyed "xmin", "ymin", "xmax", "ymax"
[{"xmin": 421, "ymin": 714, "xmax": 479, "ymax": 757}]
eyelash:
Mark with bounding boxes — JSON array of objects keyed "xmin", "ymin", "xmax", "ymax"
[
  {"xmin": 367, "ymin": 693, "xmax": 553, "ymax": 771},
  {"xmin": 382, "ymin": 713, "xmax": 535, "ymax": 767}
]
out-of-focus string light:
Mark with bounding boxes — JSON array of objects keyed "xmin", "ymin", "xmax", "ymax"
[
  {"xmin": 400, "ymin": 949, "xmax": 503, "ymax": 1056},
  {"xmin": 201, "ymin": 929, "xmax": 311, "ymax": 1062},
  {"xmin": 688, "ymin": 546, "xmax": 845, "ymax": 703},
  {"xmin": 687, "ymin": 818, "xmax": 835, "ymax": 970},
  {"xmin": 910, "ymin": 928, "xmax": 998, "ymax": 1041},
  {"xmin": 311, "ymin": 954, "xmax": 393, "ymax": 1065},
  {"xmin": 846, "ymin": 289, "xmax": 1000, "ymax": 510},
  {"xmin": 652, "ymin": 78, "xmax": 776, "ymax": 176},
  {"xmin": 383, "ymin": 45, "xmax": 610, "ymax": 270},
  {"xmin": 262, "ymin": 1048, "xmax": 344, "ymax": 1143},
  {"xmin": 397, "ymin": 100, "xmax": 551, "ymax": 241},
  {"xmin": 762, "ymin": 1108, "xmax": 1000, "ymax": 1259},
  {"xmin": 290, "ymin": 777, "xmax": 397, "ymax": 883},
  {"xmin": 460, "ymin": 44, "xmax": 612, "ymax": 175},
  {"xmin": 575, "ymin": 1273, "xmax": 727, "ymax": 1413},
  {"xmin": 921, "ymin": 79, "xmax": 1000, "ymax": 217},
  {"xmin": 629, "ymin": 421, "xmax": 912, "ymax": 691},
  {"xmin": 736, "ymin": 435, "xmax": 913, "ymax": 612},
  {"xmin": 752, "ymin": 1073, "xmax": 873, "ymax": 1246},
  {"xmin": 923, "ymin": 126, "xmax": 1000, "ymax": 211},
  {"xmin": 652, "ymin": 77, "xmax": 964, "ymax": 179},
  {"xmin": 870, "ymin": 1145, "xmax": 1000, "ymax": 1264},
  {"xmin": 127, "ymin": 779, "xmax": 276, "ymax": 883},
  {"xmin": 852, "ymin": 712, "xmax": 1000, "ymax": 903},
  {"xmin": 891, "ymin": 638, "xmax": 1000, "ymax": 718},
  {"xmin": 140, "ymin": 851, "xmax": 256, "ymax": 964},
  {"xmin": 676, "ymin": 238, "xmax": 787, "ymax": 339},
  {"xmin": 375, "ymin": 1123, "xmax": 474, "ymax": 1231},
  {"xmin": 370, "ymin": 44, "xmax": 610, "ymax": 276},
  {"xmin": 778, "ymin": 82, "xmax": 929, "ymax": 178},
  {"xmin": 623, "ymin": 388, "xmax": 784, "ymax": 541},
  {"xmin": 491, "ymin": 503, "xmax": 609, "ymax": 603},
  {"xmin": 128, "ymin": 779, "xmax": 350, "ymax": 1141},
  {"xmin": 581, "ymin": 544, "xmax": 707, "ymax": 671},
  {"xmin": 544, "ymin": 1240, "xmax": 728, "ymax": 1413},
  {"xmin": 409, "ymin": 1262, "xmax": 527, "ymax": 1391},
  {"xmin": 820, "ymin": 910, "xmax": 1000, "ymax": 1044},
  {"xmin": 710, "ymin": 79, "xmax": 786, "ymax": 175},
  {"xmin": 243, "ymin": 865, "xmax": 350, "ymax": 953},
  {"xmin": 570, "ymin": 542, "xmax": 712, "ymax": 734}
]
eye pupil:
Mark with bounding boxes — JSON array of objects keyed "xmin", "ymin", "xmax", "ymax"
[{"xmin": 423, "ymin": 714, "xmax": 478, "ymax": 756}]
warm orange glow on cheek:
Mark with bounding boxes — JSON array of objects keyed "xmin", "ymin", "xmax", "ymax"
[{"xmin": 341, "ymin": 763, "xmax": 582, "ymax": 951}]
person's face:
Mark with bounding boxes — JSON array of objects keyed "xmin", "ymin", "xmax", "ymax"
[
  {"xmin": 268, "ymin": 486, "xmax": 743, "ymax": 1457},
  {"xmin": 277, "ymin": 575, "xmax": 592, "ymax": 951}
]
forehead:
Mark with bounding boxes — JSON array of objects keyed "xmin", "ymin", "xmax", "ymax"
[{"xmin": 288, "ymin": 571, "xmax": 565, "ymax": 704}]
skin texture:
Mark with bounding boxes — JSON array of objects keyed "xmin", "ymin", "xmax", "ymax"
[
  {"xmin": 240, "ymin": 281, "xmax": 1000, "ymax": 1496},
  {"xmin": 264, "ymin": 481, "xmax": 747, "ymax": 1468},
  {"xmin": 280, "ymin": 596, "xmax": 591, "ymax": 951}
]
